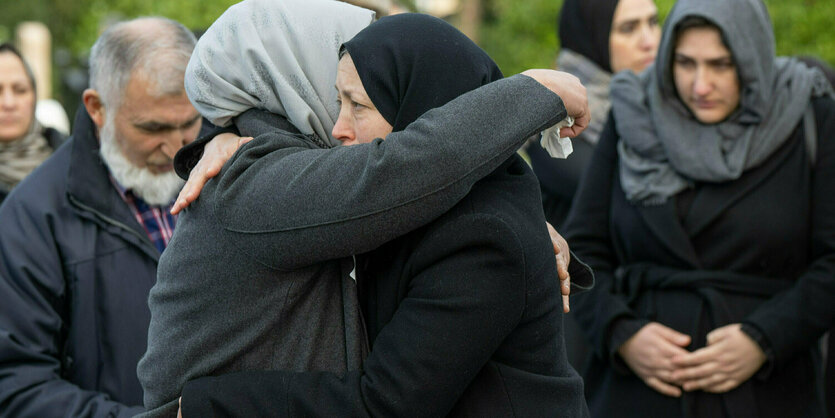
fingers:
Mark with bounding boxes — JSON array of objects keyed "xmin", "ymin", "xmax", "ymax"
[
  {"xmin": 671, "ymin": 342, "xmax": 721, "ymax": 368},
  {"xmin": 656, "ymin": 324, "xmax": 692, "ymax": 347},
  {"xmin": 562, "ymin": 295, "xmax": 570, "ymax": 313},
  {"xmin": 560, "ymin": 112, "xmax": 590, "ymax": 138},
  {"xmin": 681, "ymin": 372, "xmax": 734, "ymax": 393},
  {"xmin": 645, "ymin": 377, "xmax": 682, "ymax": 398},
  {"xmin": 671, "ymin": 359, "xmax": 719, "ymax": 383},
  {"xmin": 706, "ymin": 323, "xmax": 735, "ymax": 345}
]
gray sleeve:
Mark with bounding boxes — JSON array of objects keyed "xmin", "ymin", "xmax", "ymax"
[{"xmin": 211, "ymin": 74, "xmax": 567, "ymax": 270}]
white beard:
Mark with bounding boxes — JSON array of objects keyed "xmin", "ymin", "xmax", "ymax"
[{"xmin": 98, "ymin": 119, "xmax": 184, "ymax": 206}]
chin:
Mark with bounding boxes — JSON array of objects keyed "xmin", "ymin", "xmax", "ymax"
[{"xmin": 99, "ymin": 122, "xmax": 184, "ymax": 206}]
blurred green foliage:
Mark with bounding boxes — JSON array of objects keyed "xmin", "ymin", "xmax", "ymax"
[
  {"xmin": 480, "ymin": 0, "xmax": 835, "ymax": 76},
  {"xmin": 0, "ymin": 0, "xmax": 831, "ymax": 107},
  {"xmin": 0, "ymin": 0, "xmax": 240, "ymax": 53}
]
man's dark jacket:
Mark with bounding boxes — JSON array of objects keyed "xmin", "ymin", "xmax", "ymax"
[{"xmin": 0, "ymin": 108, "xmax": 208, "ymax": 417}]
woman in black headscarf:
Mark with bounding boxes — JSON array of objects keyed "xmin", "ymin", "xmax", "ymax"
[
  {"xmin": 528, "ymin": 0, "xmax": 660, "ymax": 230},
  {"xmin": 177, "ymin": 13, "xmax": 590, "ymax": 417},
  {"xmin": 565, "ymin": 0, "xmax": 835, "ymax": 416}
]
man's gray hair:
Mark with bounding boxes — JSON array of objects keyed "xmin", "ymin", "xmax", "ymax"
[{"xmin": 89, "ymin": 17, "xmax": 196, "ymax": 109}]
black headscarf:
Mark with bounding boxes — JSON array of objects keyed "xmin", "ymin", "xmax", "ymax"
[
  {"xmin": 557, "ymin": 0, "xmax": 620, "ymax": 73},
  {"xmin": 342, "ymin": 13, "xmax": 503, "ymax": 132}
]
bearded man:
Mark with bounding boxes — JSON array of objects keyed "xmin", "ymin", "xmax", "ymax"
[{"xmin": 0, "ymin": 17, "xmax": 208, "ymax": 417}]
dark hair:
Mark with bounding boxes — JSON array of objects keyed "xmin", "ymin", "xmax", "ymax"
[
  {"xmin": 0, "ymin": 42, "xmax": 37, "ymax": 94},
  {"xmin": 673, "ymin": 16, "xmax": 732, "ymax": 51}
]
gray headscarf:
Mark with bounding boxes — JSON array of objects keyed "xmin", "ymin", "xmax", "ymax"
[
  {"xmin": 557, "ymin": 48, "xmax": 612, "ymax": 145},
  {"xmin": 612, "ymin": 0, "xmax": 834, "ymax": 205},
  {"xmin": 0, "ymin": 119, "xmax": 52, "ymax": 191},
  {"xmin": 184, "ymin": 0, "xmax": 375, "ymax": 147}
]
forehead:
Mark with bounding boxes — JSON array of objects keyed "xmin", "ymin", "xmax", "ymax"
[
  {"xmin": 675, "ymin": 26, "xmax": 730, "ymax": 57},
  {"xmin": 117, "ymin": 73, "xmax": 196, "ymax": 122},
  {"xmin": 0, "ymin": 52, "xmax": 31, "ymax": 83},
  {"xmin": 336, "ymin": 56, "xmax": 364, "ymax": 89},
  {"xmin": 613, "ymin": 0, "xmax": 658, "ymax": 23}
]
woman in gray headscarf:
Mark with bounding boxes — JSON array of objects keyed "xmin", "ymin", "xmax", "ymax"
[
  {"xmin": 0, "ymin": 43, "xmax": 65, "ymax": 205},
  {"xmin": 137, "ymin": 0, "xmax": 589, "ymax": 416},
  {"xmin": 564, "ymin": 0, "xmax": 835, "ymax": 416}
]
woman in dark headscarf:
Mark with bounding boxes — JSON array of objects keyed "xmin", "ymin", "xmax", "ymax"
[
  {"xmin": 565, "ymin": 0, "xmax": 835, "ymax": 416},
  {"xmin": 176, "ymin": 13, "xmax": 590, "ymax": 417},
  {"xmin": 528, "ymin": 0, "xmax": 660, "ymax": 230},
  {"xmin": 0, "ymin": 43, "xmax": 65, "ymax": 204}
]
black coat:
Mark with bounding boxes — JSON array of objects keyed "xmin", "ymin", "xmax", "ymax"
[
  {"xmin": 0, "ymin": 108, "xmax": 213, "ymax": 417},
  {"xmin": 565, "ymin": 96, "xmax": 835, "ymax": 418},
  {"xmin": 0, "ymin": 109, "xmax": 155, "ymax": 416},
  {"xmin": 180, "ymin": 154, "xmax": 592, "ymax": 417}
]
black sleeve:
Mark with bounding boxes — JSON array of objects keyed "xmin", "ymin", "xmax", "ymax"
[
  {"xmin": 0, "ymin": 191, "xmax": 143, "ymax": 417},
  {"xmin": 181, "ymin": 214, "xmax": 527, "ymax": 417},
  {"xmin": 563, "ymin": 113, "xmax": 644, "ymax": 362},
  {"xmin": 742, "ymin": 96, "xmax": 835, "ymax": 369},
  {"xmin": 206, "ymin": 75, "xmax": 567, "ymax": 270}
]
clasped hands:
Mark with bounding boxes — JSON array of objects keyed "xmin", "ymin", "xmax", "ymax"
[{"xmin": 617, "ymin": 322, "xmax": 766, "ymax": 397}]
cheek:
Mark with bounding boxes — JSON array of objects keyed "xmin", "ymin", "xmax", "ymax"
[
  {"xmin": 672, "ymin": 68, "xmax": 695, "ymax": 104},
  {"xmin": 609, "ymin": 35, "xmax": 633, "ymax": 71}
]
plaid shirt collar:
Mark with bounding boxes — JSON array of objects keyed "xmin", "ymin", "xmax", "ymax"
[{"xmin": 109, "ymin": 177, "xmax": 177, "ymax": 254}]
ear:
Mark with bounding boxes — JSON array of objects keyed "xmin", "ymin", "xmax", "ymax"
[{"xmin": 82, "ymin": 89, "xmax": 107, "ymax": 130}]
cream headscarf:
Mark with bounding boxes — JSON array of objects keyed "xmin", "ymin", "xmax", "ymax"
[
  {"xmin": 184, "ymin": 0, "xmax": 375, "ymax": 147},
  {"xmin": 0, "ymin": 119, "xmax": 52, "ymax": 191}
]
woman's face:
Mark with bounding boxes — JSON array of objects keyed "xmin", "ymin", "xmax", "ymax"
[
  {"xmin": 0, "ymin": 52, "xmax": 36, "ymax": 142},
  {"xmin": 673, "ymin": 26, "xmax": 740, "ymax": 124},
  {"xmin": 332, "ymin": 54, "xmax": 393, "ymax": 146},
  {"xmin": 609, "ymin": 0, "xmax": 661, "ymax": 73}
]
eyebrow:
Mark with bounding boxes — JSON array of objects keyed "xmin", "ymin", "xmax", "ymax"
[
  {"xmin": 133, "ymin": 114, "xmax": 201, "ymax": 131},
  {"xmin": 675, "ymin": 53, "xmax": 733, "ymax": 65}
]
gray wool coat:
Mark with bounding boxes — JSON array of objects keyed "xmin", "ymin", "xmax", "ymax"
[{"xmin": 136, "ymin": 75, "xmax": 568, "ymax": 416}]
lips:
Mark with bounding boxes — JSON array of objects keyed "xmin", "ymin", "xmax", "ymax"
[{"xmin": 693, "ymin": 100, "xmax": 719, "ymax": 109}]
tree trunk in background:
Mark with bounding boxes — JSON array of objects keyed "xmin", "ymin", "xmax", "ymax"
[
  {"xmin": 460, "ymin": 0, "xmax": 482, "ymax": 43},
  {"xmin": 16, "ymin": 22, "xmax": 51, "ymax": 100}
]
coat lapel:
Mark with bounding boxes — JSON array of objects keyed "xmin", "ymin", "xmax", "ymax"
[
  {"xmin": 683, "ymin": 137, "xmax": 798, "ymax": 237},
  {"xmin": 637, "ymin": 202, "xmax": 702, "ymax": 267}
]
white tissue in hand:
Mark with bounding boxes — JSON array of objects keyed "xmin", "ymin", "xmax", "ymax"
[{"xmin": 539, "ymin": 116, "xmax": 575, "ymax": 159}]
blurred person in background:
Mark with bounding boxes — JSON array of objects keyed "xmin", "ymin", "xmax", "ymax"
[
  {"xmin": 528, "ymin": 0, "xmax": 660, "ymax": 229},
  {"xmin": 0, "ymin": 42, "xmax": 65, "ymax": 205},
  {"xmin": 564, "ymin": 0, "xmax": 835, "ymax": 416},
  {"xmin": 0, "ymin": 17, "xmax": 208, "ymax": 417},
  {"xmin": 527, "ymin": 0, "xmax": 661, "ymax": 375}
]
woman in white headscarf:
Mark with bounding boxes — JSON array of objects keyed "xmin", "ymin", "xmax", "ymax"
[
  {"xmin": 564, "ymin": 0, "xmax": 835, "ymax": 416},
  {"xmin": 137, "ymin": 0, "xmax": 589, "ymax": 416}
]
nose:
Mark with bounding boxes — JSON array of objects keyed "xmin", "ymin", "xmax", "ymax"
[
  {"xmin": 159, "ymin": 130, "xmax": 189, "ymax": 159},
  {"xmin": 0, "ymin": 89, "xmax": 15, "ymax": 109},
  {"xmin": 332, "ymin": 110, "xmax": 356, "ymax": 146},
  {"xmin": 693, "ymin": 67, "xmax": 712, "ymax": 97},
  {"xmin": 638, "ymin": 24, "xmax": 656, "ymax": 51}
]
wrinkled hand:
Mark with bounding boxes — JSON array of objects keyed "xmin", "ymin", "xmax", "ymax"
[
  {"xmin": 618, "ymin": 322, "xmax": 692, "ymax": 397},
  {"xmin": 170, "ymin": 133, "xmax": 253, "ymax": 215},
  {"xmin": 546, "ymin": 222, "xmax": 571, "ymax": 312},
  {"xmin": 519, "ymin": 69, "xmax": 589, "ymax": 138},
  {"xmin": 670, "ymin": 323, "xmax": 765, "ymax": 393}
]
